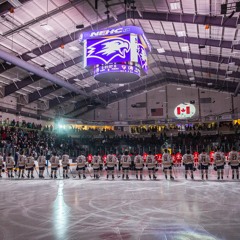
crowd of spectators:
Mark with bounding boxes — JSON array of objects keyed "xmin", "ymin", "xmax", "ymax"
[{"xmin": 0, "ymin": 117, "xmax": 239, "ymax": 158}]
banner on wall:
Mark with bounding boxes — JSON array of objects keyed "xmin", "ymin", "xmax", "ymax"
[{"xmin": 174, "ymin": 103, "xmax": 196, "ymax": 119}]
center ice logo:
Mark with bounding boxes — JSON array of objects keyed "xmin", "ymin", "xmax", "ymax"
[{"xmin": 87, "ymin": 38, "xmax": 130, "ymax": 64}]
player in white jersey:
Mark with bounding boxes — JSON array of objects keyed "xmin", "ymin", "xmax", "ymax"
[
  {"xmin": 18, "ymin": 151, "xmax": 26, "ymax": 178},
  {"xmin": 106, "ymin": 151, "xmax": 117, "ymax": 180},
  {"xmin": 182, "ymin": 150, "xmax": 194, "ymax": 179},
  {"xmin": 134, "ymin": 152, "xmax": 144, "ymax": 180},
  {"xmin": 92, "ymin": 152, "xmax": 101, "ymax": 179},
  {"xmin": 0, "ymin": 152, "xmax": 4, "ymax": 178},
  {"xmin": 61, "ymin": 153, "xmax": 70, "ymax": 179},
  {"xmin": 214, "ymin": 147, "xmax": 225, "ymax": 180},
  {"xmin": 162, "ymin": 149, "xmax": 174, "ymax": 180},
  {"xmin": 37, "ymin": 152, "xmax": 46, "ymax": 179},
  {"xmin": 198, "ymin": 149, "xmax": 210, "ymax": 180},
  {"xmin": 76, "ymin": 153, "xmax": 87, "ymax": 179},
  {"xmin": 146, "ymin": 151, "xmax": 157, "ymax": 180},
  {"xmin": 6, "ymin": 153, "xmax": 14, "ymax": 178},
  {"xmin": 25, "ymin": 153, "xmax": 35, "ymax": 179},
  {"xmin": 50, "ymin": 153, "xmax": 59, "ymax": 179},
  {"xmin": 121, "ymin": 151, "xmax": 131, "ymax": 180},
  {"xmin": 228, "ymin": 146, "xmax": 240, "ymax": 180}
]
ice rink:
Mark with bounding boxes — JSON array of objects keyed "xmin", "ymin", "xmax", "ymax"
[{"xmin": 0, "ymin": 167, "xmax": 240, "ymax": 240}]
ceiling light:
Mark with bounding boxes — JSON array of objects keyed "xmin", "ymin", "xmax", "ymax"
[
  {"xmin": 6, "ymin": 61, "xmax": 12, "ymax": 65},
  {"xmin": 226, "ymin": 70, "xmax": 233, "ymax": 74},
  {"xmin": 159, "ymin": 89, "xmax": 165, "ymax": 92},
  {"xmin": 59, "ymin": 96, "xmax": 64, "ymax": 98},
  {"xmin": 36, "ymin": 87, "xmax": 42, "ymax": 90},
  {"xmin": 13, "ymin": 78, "xmax": 21, "ymax": 82},
  {"xmin": 170, "ymin": 1, "xmax": 181, "ymax": 10},
  {"xmin": 119, "ymin": 83, "xmax": 125, "ymax": 87},
  {"xmin": 225, "ymin": 77, "xmax": 231, "ymax": 80},
  {"xmin": 207, "ymin": 82, "xmax": 213, "ymax": 86},
  {"xmin": 181, "ymin": 46, "xmax": 189, "ymax": 52},
  {"xmin": 126, "ymin": 89, "xmax": 131, "ymax": 92},
  {"xmin": 187, "ymin": 69, "xmax": 193, "ymax": 73},
  {"xmin": 69, "ymin": 46, "xmax": 80, "ymax": 51},
  {"xmin": 232, "ymin": 40, "xmax": 240, "ymax": 45},
  {"xmin": 157, "ymin": 48, "xmax": 165, "ymax": 53},
  {"xmin": 189, "ymin": 77, "xmax": 195, "ymax": 81},
  {"xmin": 184, "ymin": 58, "xmax": 191, "ymax": 64},
  {"xmin": 191, "ymin": 84, "xmax": 196, "ymax": 87},
  {"xmin": 176, "ymin": 87, "xmax": 181, "ymax": 90},
  {"xmin": 71, "ymin": 100, "xmax": 77, "ymax": 103},
  {"xmin": 76, "ymin": 24, "xmax": 84, "ymax": 29},
  {"xmin": 228, "ymin": 62, "xmax": 235, "ymax": 66},
  {"xmin": 177, "ymin": 31, "xmax": 186, "ymax": 37},
  {"xmin": 7, "ymin": 0, "xmax": 22, "ymax": 8},
  {"xmin": 73, "ymin": 78, "xmax": 81, "ymax": 82},
  {"xmin": 26, "ymin": 52, "xmax": 37, "ymax": 58},
  {"xmin": 112, "ymin": 90, "xmax": 118, "ymax": 94},
  {"xmin": 40, "ymin": 24, "xmax": 53, "ymax": 31}
]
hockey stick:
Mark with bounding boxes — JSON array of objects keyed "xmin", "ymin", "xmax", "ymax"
[
  {"xmin": 69, "ymin": 167, "xmax": 76, "ymax": 178},
  {"xmin": 34, "ymin": 167, "xmax": 39, "ymax": 178},
  {"xmin": 172, "ymin": 165, "xmax": 177, "ymax": 179}
]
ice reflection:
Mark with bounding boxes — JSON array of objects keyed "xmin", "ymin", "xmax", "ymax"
[{"xmin": 53, "ymin": 181, "xmax": 70, "ymax": 239}]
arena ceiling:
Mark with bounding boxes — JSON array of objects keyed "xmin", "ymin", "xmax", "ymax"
[{"xmin": 0, "ymin": 0, "xmax": 240, "ymax": 118}]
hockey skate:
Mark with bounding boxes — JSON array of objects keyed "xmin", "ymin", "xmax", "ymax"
[
  {"xmin": 83, "ymin": 175, "xmax": 86, "ymax": 179},
  {"xmin": 136, "ymin": 174, "xmax": 138, "ymax": 179},
  {"xmin": 170, "ymin": 175, "xmax": 174, "ymax": 180}
]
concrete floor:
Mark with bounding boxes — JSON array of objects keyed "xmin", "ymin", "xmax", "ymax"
[{"xmin": 0, "ymin": 167, "xmax": 239, "ymax": 240}]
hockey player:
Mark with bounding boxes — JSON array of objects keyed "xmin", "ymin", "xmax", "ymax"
[
  {"xmin": 228, "ymin": 147, "xmax": 240, "ymax": 180},
  {"xmin": 162, "ymin": 149, "xmax": 174, "ymax": 180},
  {"xmin": 50, "ymin": 153, "xmax": 59, "ymax": 179},
  {"xmin": 146, "ymin": 151, "xmax": 157, "ymax": 180},
  {"xmin": 61, "ymin": 152, "xmax": 70, "ymax": 179},
  {"xmin": 134, "ymin": 152, "xmax": 144, "ymax": 180},
  {"xmin": 92, "ymin": 152, "xmax": 101, "ymax": 179},
  {"xmin": 214, "ymin": 147, "xmax": 225, "ymax": 180},
  {"xmin": 198, "ymin": 149, "xmax": 210, "ymax": 180},
  {"xmin": 182, "ymin": 150, "xmax": 194, "ymax": 179},
  {"xmin": 121, "ymin": 150, "xmax": 131, "ymax": 180},
  {"xmin": 37, "ymin": 152, "xmax": 46, "ymax": 178},
  {"xmin": 18, "ymin": 151, "xmax": 26, "ymax": 178},
  {"xmin": 106, "ymin": 151, "xmax": 117, "ymax": 180},
  {"xmin": 25, "ymin": 153, "xmax": 35, "ymax": 179},
  {"xmin": 0, "ymin": 152, "xmax": 4, "ymax": 178},
  {"xmin": 76, "ymin": 153, "xmax": 87, "ymax": 179},
  {"xmin": 6, "ymin": 153, "xmax": 14, "ymax": 178}
]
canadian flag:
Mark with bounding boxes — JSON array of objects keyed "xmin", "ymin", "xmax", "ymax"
[{"xmin": 177, "ymin": 106, "xmax": 190, "ymax": 115}]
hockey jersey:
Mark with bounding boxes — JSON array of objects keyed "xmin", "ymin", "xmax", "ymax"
[
  {"xmin": 121, "ymin": 155, "xmax": 131, "ymax": 168},
  {"xmin": 162, "ymin": 153, "xmax": 172, "ymax": 168},
  {"xmin": 26, "ymin": 157, "xmax": 34, "ymax": 168},
  {"xmin": 214, "ymin": 151, "xmax": 225, "ymax": 166},
  {"xmin": 146, "ymin": 154, "xmax": 156, "ymax": 168},
  {"xmin": 0, "ymin": 156, "xmax": 3, "ymax": 166},
  {"xmin": 18, "ymin": 155, "xmax": 26, "ymax": 167},
  {"xmin": 134, "ymin": 155, "xmax": 144, "ymax": 169},
  {"xmin": 228, "ymin": 151, "xmax": 240, "ymax": 166},
  {"xmin": 77, "ymin": 155, "xmax": 86, "ymax": 168},
  {"xmin": 38, "ymin": 156, "xmax": 46, "ymax": 167},
  {"xmin": 198, "ymin": 153, "xmax": 210, "ymax": 166},
  {"xmin": 6, "ymin": 156, "xmax": 14, "ymax": 168},
  {"xmin": 182, "ymin": 154, "xmax": 194, "ymax": 164},
  {"xmin": 106, "ymin": 154, "xmax": 117, "ymax": 167},
  {"xmin": 62, "ymin": 154, "xmax": 69, "ymax": 167},
  {"xmin": 92, "ymin": 155, "xmax": 101, "ymax": 169},
  {"xmin": 50, "ymin": 156, "xmax": 59, "ymax": 167}
]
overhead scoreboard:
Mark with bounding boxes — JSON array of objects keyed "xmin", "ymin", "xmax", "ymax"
[{"xmin": 80, "ymin": 26, "xmax": 151, "ymax": 83}]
